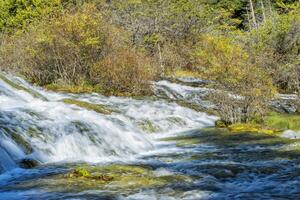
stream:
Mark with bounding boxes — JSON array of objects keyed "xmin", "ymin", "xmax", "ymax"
[{"xmin": 1, "ymin": 73, "xmax": 300, "ymax": 200}]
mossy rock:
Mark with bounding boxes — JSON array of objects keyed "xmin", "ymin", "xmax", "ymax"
[
  {"xmin": 0, "ymin": 74, "xmax": 46, "ymax": 100},
  {"xmin": 10, "ymin": 132, "xmax": 33, "ymax": 154},
  {"xmin": 67, "ymin": 167, "xmax": 114, "ymax": 181},
  {"xmin": 2, "ymin": 127, "xmax": 33, "ymax": 154},
  {"xmin": 17, "ymin": 164, "xmax": 191, "ymax": 193},
  {"xmin": 138, "ymin": 120, "xmax": 159, "ymax": 133},
  {"xmin": 215, "ymin": 120, "xmax": 227, "ymax": 128},
  {"xmin": 62, "ymin": 99, "xmax": 112, "ymax": 114}
]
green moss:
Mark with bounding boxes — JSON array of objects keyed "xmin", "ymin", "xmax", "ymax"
[
  {"xmin": 2, "ymin": 127, "xmax": 33, "ymax": 154},
  {"xmin": 0, "ymin": 74, "xmax": 46, "ymax": 100},
  {"xmin": 62, "ymin": 99, "xmax": 112, "ymax": 114},
  {"xmin": 215, "ymin": 120, "xmax": 227, "ymax": 128},
  {"xmin": 13, "ymin": 164, "xmax": 190, "ymax": 193},
  {"xmin": 265, "ymin": 112, "xmax": 300, "ymax": 131},
  {"xmin": 163, "ymin": 127, "xmax": 294, "ymax": 149},
  {"xmin": 69, "ymin": 167, "xmax": 92, "ymax": 178},
  {"xmin": 138, "ymin": 120, "xmax": 159, "ymax": 133},
  {"xmin": 10, "ymin": 132, "xmax": 33, "ymax": 154},
  {"xmin": 228, "ymin": 124, "xmax": 278, "ymax": 135}
]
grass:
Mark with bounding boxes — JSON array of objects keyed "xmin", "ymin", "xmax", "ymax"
[
  {"xmin": 218, "ymin": 112, "xmax": 300, "ymax": 135},
  {"xmin": 62, "ymin": 99, "xmax": 112, "ymax": 115},
  {"xmin": 265, "ymin": 112, "xmax": 300, "ymax": 131}
]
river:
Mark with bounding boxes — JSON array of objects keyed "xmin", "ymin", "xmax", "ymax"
[{"xmin": 0, "ymin": 73, "xmax": 300, "ymax": 200}]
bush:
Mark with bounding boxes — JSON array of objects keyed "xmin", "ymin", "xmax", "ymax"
[
  {"xmin": 245, "ymin": 8, "xmax": 300, "ymax": 94},
  {"xmin": 17, "ymin": 3, "xmax": 111, "ymax": 85},
  {"xmin": 193, "ymin": 35, "xmax": 276, "ymax": 123},
  {"xmin": 0, "ymin": 0, "xmax": 61, "ymax": 32},
  {"xmin": 90, "ymin": 48, "xmax": 156, "ymax": 96},
  {"xmin": 0, "ymin": 3, "xmax": 156, "ymax": 96}
]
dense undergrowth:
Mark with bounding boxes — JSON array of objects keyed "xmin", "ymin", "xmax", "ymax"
[{"xmin": 0, "ymin": 0, "xmax": 299, "ymax": 123}]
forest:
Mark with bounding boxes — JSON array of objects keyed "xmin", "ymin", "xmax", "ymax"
[{"xmin": 0, "ymin": 0, "xmax": 299, "ymax": 124}]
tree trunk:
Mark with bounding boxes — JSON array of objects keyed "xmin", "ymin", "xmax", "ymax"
[
  {"xmin": 249, "ymin": 0, "xmax": 257, "ymax": 29},
  {"xmin": 261, "ymin": 0, "xmax": 266, "ymax": 23}
]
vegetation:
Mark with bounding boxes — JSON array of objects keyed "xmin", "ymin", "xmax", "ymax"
[
  {"xmin": 0, "ymin": 0, "xmax": 299, "ymax": 123},
  {"xmin": 18, "ymin": 164, "xmax": 190, "ymax": 193},
  {"xmin": 265, "ymin": 112, "xmax": 300, "ymax": 131},
  {"xmin": 62, "ymin": 99, "xmax": 112, "ymax": 114}
]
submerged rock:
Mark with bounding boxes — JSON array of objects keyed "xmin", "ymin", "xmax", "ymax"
[
  {"xmin": 19, "ymin": 158, "xmax": 39, "ymax": 169},
  {"xmin": 67, "ymin": 167, "xmax": 114, "ymax": 181},
  {"xmin": 62, "ymin": 98, "xmax": 112, "ymax": 114}
]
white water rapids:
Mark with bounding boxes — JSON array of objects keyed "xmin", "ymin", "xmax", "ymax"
[{"xmin": 0, "ymin": 73, "xmax": 217, "ymax": 173}]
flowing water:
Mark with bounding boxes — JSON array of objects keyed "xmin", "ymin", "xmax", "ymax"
[{"xmin": 0, "ymin": 73, "xmax": 300, "ymax": 200}]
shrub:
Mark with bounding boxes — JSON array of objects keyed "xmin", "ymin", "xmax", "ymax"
[
  {"xmin": 0, "ymin": 3, "xmax": 156, "ymax": 96},
  {"xmin": 0, "ymin": 0, "xmax": 61, "ymax": 32},
  {"xmin": 193, "ymin": 35, "xmax": 276, "ymax": 123},
  {"xmin": 90, "ymin": 48, "xmax": 156, "ymax": 96},
  {"xmin": 17, "ymin": 3, "xmax": 111, "ymax": 85}
]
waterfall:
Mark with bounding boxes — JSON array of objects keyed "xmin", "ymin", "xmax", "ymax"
[{"xmin": 0, "ymin": 73, "xmax": 217, "ymax": 173}]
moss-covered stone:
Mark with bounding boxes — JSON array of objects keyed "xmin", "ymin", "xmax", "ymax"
[
  {"xmin": 0, "ymin": 74, "xmax": 46, "ymax": 100},
  {"xmin": 215, "ymin": 120, "xmax": 227, "ymax": 128},
  {"xmin": 10, "ymin": 132, "xmax": 33, "ymax": 154},
  {"xmin": 138, "ymin": 120, "xmax": 159, "ymax": 133},
  {"xmin": 11, "ymin": 164, "xmax": 191, "ymax": 194},
  {"xmin": 1, "ymin": 127, "xmax": 33, "ymax": 154},
  {"xmin": 62, "ymin": 99, "xmax": 112, "ymax": 114}
]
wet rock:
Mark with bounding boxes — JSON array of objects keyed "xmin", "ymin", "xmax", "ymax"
[
  {"xmin": 67, "ymin": 167, "xmax": 114, "ymax": 182},
  {"xmin": 175, "ymin": 77, "xmax": 213, "ymax": 87},
  {"xmin": 215, "ymin": 120, "xmax": 227, "ymax": 128},
  {"xmin": 10, "ymin": 132, "xmax": 33, "ymax": 154},
  {"xmin": 62, "ymin": 98, "xmax": 112, "ymax": 114},
  {"xmin": 270, "ymin": 94, "xmax": 300, "ymax": 114},
  {"xmin": 19, "ymin": 158, "xmax": 39, "ymax": 169}
]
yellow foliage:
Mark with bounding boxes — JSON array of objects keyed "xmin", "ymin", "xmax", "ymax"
[{"xmin": 228, "ymin": 124, "xmax": 277, "ymax": 135}]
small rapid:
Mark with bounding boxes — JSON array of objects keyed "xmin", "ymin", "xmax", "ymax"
[
  {"xmin": 0, "ymin": 73, "xmax": 217, "ymax": 173},
  {"xmin": 2, "ymin": 73, "xmax": 300, "ymax": 200}
]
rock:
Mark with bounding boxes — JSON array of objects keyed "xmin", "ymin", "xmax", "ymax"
[
  {"xmin": 92, "ymin": 174, "xmax": 114, "ymax": 181},
  {"xmin": 270, "ymin": 94, "xmax": 300, "ymax": 114},
  {"xmin": 67, "ymin": 167, "xmax": 114, "ymax": 181},
  {"xmin": 19, "ymin": 158, "xmax": 39, "ymax": 169},
  {"xmin": 71, "ymin": 167, "xmax": 91, "ymax": 178},
  {"xmin": 215, "ymin": 120, "xmax": 227, "ymax": 128}
]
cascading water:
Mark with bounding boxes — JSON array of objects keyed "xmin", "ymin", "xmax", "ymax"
[
  {"xmin": 0, "ymin": 73, "xmax": 217, "ymax": 173},
  {"xmin": 2, "ymin": 73, "xmax": 299, "ymax": 200}
]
